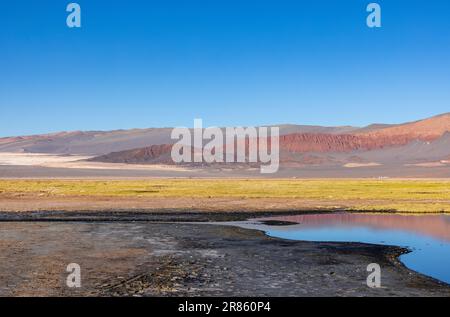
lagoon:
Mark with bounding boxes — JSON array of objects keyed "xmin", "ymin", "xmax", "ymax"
[{"xmin": 238, "ymin": 213, "xmax": 450, "ymax": 285}]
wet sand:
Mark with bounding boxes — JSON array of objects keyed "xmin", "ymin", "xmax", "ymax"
[{"xmin": 0, "ymin": 212, "xmax": 450, "ymax": 297}]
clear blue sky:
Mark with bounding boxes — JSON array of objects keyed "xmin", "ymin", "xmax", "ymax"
[{"xmin": 1, "ymin": 0, "xmax": 449, "ymax": 137}]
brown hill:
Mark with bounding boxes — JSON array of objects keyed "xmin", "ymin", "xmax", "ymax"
[
  {"xmin": 2, "ymin": 113, "xmax": 450, "ymax": 167},
  {"xmin": 278, "ymin": 133, "xmax": 411, "ymax": 153},
  {"xmin": 0, "ymin": 125, "xmax": 356, "ymax": 155},
  {"xmin": 90, "ymin": 144, "xmax": 174, "ymax": 164},
  {"xmin": 86, "ymin": 113, "xmax": 450, "ymax": 165},
  {"xmin": 88, "ymin": 132, "xmax": 420, "ymax": 165},
  {"xmin": 356, "ymin": 112, "xmax": 450, "ymax": 141}
]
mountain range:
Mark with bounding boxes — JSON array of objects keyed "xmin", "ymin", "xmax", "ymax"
[{"xmin": 1, "ymin": 113, "xmax": 450, "ymax": 177}]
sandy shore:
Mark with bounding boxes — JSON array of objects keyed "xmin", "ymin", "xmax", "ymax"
[{"xmin": 0, "ymin": 215, "xmax": 449, "ymax": 297}]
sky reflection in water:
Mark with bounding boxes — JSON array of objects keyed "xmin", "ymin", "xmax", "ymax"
[{"xmin": 255, "ymin": 213, "xmax": 450, "ymax": 285}]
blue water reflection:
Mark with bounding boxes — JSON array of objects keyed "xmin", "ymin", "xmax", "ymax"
[{"xmin": 257, "ymin": 214, "xmax": 450, "ymax": 284}]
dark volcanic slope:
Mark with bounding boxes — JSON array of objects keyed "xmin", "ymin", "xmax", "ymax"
[{"xmin": 89, "ymin": 144, "xmax": 175, "ymax": 164}]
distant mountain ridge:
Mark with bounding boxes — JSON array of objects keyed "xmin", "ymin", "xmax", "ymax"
[
  {"xmin": 1, "ymin": 113, "xmax": 450, "ymax": 169},
  {"xmin": 84, "ymin": 113, "xmax": 450, "ymax": 167},
  {"xmin": 356, "ymin": 113, "xmax": 450, "ymax": 140},
  {"xmin": 0, "ymin": 125, "xmax": 360, "ymax": 155}
]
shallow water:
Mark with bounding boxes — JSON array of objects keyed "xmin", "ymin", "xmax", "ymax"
[{"xmin": 239, "ymin": 213, "xmax": 450, "ymax": 284}]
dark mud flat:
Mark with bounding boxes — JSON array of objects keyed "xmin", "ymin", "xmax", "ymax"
[
  {"xmin": 0, "ymin": 210, "xmax": 312, "ymax": 223},
  {"xmin": 1, "ymin": 217, "xmax": 450, "ymax": 297}
]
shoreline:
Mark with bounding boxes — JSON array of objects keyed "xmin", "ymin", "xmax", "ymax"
[
  {"xmin": 1, "ymin": 209, "xmax": 449, "ymax": 223},
  {"xmin": 0, "ymin": 211, "xmax": 450, "ymax": 296}
]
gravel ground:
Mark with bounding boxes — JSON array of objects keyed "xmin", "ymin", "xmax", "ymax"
[{"xmin": 0, "ymin": 216, "xmax": 449, "ymax": 297}]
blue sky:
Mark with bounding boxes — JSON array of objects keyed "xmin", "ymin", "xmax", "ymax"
[{"xmin": 1, "ymin": 0, "xmax": 450, "ymax": 136}]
